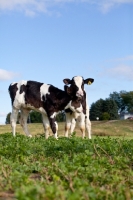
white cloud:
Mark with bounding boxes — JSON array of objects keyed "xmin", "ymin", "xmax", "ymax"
[
  {"xmin": 0, "ymin": 0, "xmax": 49, "ymax": 16},
  {"xmin": 0, "ymin": 69, "xmax": 17, "ymax": 80},
  {"xmin": 112, "ymin": 55, "xmax": 133, "ymax": 62},
  {"xmin": 104, "ymin": 65, "xmax": 133, "ymax": 81},
  {"xmin": 0, "ymin": 112, "xmax": 7, "ymax": 118},
  {"xmin": 94, "ymin": 0, "xmax": 133, "ymax": 13},
  {"xmin": 84, "ymin": 0, "xmax": 133, "ymax": 13},
  {"xmin": 0, "ymin": 0, "xmax": 133, "ymax": 15}
]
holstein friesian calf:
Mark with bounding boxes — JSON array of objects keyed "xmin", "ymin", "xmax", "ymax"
[
  {"xmin": 64, "ymin": 77, "xmax": 94, "ymax": 139},
  {"xmin": 8, "ymin": 76, "xmax": 93, "ymax": 139}
]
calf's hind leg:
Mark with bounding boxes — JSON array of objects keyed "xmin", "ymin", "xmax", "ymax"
[
  {"xmin": 85, "ymin": 117, "xmax": 91, "ymax": 139},
  {"xmin": 70, "ymin": 118, "xmax": 76, "ymax": 136},
  {"xmin": 42, "ymin": 114, "xmax": 51, "ymax": 139},
  {"xmin": 77, "ymin": 114, "xmax": 86, "ymax": 139},
  {"xmin": 65, "ymin": 113, "xmax": 73, "ymax": 137}
]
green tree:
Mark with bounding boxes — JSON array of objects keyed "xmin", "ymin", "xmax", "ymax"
[
  {"xmin": 121, "ymin": 91, "xmax": 133, "ymax": 112},
  {"xmin": 29, "ymin": 110, "xmax": 65, "ymax": 123},
  {"xmin": 109, "ymin": 90, "xmax": 133, "ymax": 113},
  {"xmin": 30, "ymin": 111, "xmax": 42, "ymax": 123},
  {"xmin": 56, "ymin": 111, "xmax": 65, "ymax": 122},
  {"xmin": 90, "ymin": 99, "xmax": 104, "ymax": 120},
  {"xmin": 90, "ymin": 98, "xmax": 118, "ymax": 120},
  {"xmin": 5, "ymin": 112, "xmax": 11, "ymax": 124},
  {"xmin": 103, "ymin": 98, "xmax": 119, "ymax": 120},
  {"xmin": 109, "ymin": 91, "xmax": 123, "ymax": 111},
  {"xmin": 101, "ymin": 112, "xmax": 110, "ymax": 120}
]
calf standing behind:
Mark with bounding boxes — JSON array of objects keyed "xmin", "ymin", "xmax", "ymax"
[
  {"xmin": 64, "ymin": 77, "xmax": 94, "ymax": 139},
  {"xmin": 8, "ymin": 76, "xmax": 93, "ymax": 139}
]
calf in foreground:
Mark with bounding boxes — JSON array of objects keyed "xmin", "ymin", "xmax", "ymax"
[
  {"xmin": 64, "ymin": 77, "xmax": 94, "ymax": 139},
  {"xmin": 8, "ymin": 76, "xmax": 93, "ymax": 139}
]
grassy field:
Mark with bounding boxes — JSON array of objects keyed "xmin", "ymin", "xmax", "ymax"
[
  {"xmin": 0, "ymin": 120, "xmax": 133, "ymax": 200},
  {"xmin": 0, "ymin": 120, "xmax": 133, "ymax": 138}
]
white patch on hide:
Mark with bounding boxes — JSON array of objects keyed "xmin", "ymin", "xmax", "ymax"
[
  {"xmin": 50, "ymin": 112, "xmax": 57, "ymax": 118},
  {"xmin": 13, "ymin": 80, "xmax": 27, "ymax": 109},
  {"xmin": 65, "ymin": 101, "xmax": 83, "ymax": 113},
  {"xmin": 73, "ymin": 76, "xmax": 83, "ymax": 96},
  {"xmin": 39, "ymin": 107, "xmax": 47, "ymax": 114},
  {"xmin": 40, "ymin": 84, "xmax": 50, "ymax": 101}
]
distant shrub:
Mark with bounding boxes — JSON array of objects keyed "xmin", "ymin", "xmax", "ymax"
[{"xmin": 101, "ymin": 112, "xmax": 110, "ymax": 120}]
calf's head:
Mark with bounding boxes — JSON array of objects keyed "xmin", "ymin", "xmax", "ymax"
[{"xmin": 63, "ymin": 76, "xmax": 94, "ymax": 99}]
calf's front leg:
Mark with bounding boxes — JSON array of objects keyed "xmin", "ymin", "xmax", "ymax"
[
  {"xmin": 49, "ymin": 114, "xmax": 58, "ymax": 139},
  {"xmin": 19, "ymin": 109, "xmax": 32, "ymax": 137},
  {"xmin": 10, "ymin": 107, "xmax": 19, "ymax": 137}
]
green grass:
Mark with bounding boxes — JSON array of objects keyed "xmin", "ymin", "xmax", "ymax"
[
  {"xmin": 0, "ymin": 120, "xmax": 133, "ymax": 199},
  {"xmin": 92, "ymin": 120, "xmax": 133, "ymax": 138},
  {"xmin": 0, "ymin": 134, "xmax": 133, "ymax": 199}
]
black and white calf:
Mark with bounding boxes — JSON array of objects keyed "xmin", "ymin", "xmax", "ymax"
[
  {"xmin": 64, "ymin": 77, "xmax": 94, "ymax": 139},
  {"xmin": 8, "ymin": 76, "xmax": 93, "ymax": 139}
]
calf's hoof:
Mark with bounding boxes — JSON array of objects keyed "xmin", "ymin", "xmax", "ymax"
[{"xmin": 28, "ymin": 134, "xmax": 32, "ymax": 138}]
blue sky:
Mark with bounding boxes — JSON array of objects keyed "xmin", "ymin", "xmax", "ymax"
[{"xmin": 0, "ymin": 0, "xmax": 133, "ymax": 124}]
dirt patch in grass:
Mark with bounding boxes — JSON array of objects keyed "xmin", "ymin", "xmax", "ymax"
[{"xmin": 0, "ymin": 191, "xmax": 15, "ymax": 200}]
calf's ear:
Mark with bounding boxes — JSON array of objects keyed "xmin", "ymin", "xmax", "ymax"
[
  {"xmin": 64, "ymin": 85, "xmax": 72, "ymax": 95},
  {"xmin": 84, "ymin": 78, "xmax": 94, "ymax": 85},
  {"xmin": 63, "ymin": 78, "xmax": 72, "ymax": 85}
]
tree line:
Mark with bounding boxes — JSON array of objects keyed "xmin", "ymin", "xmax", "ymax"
[
  {"xmin": 5, "ymin": 111, "xmax": 65, "ymax": 124},
  {"xmin": 6, "ymin": 90, "xmax": 133, "ymax": 123},
  {"xmin": 90, "ymin": 90, "xmax": 133, "ymax": 120}
]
